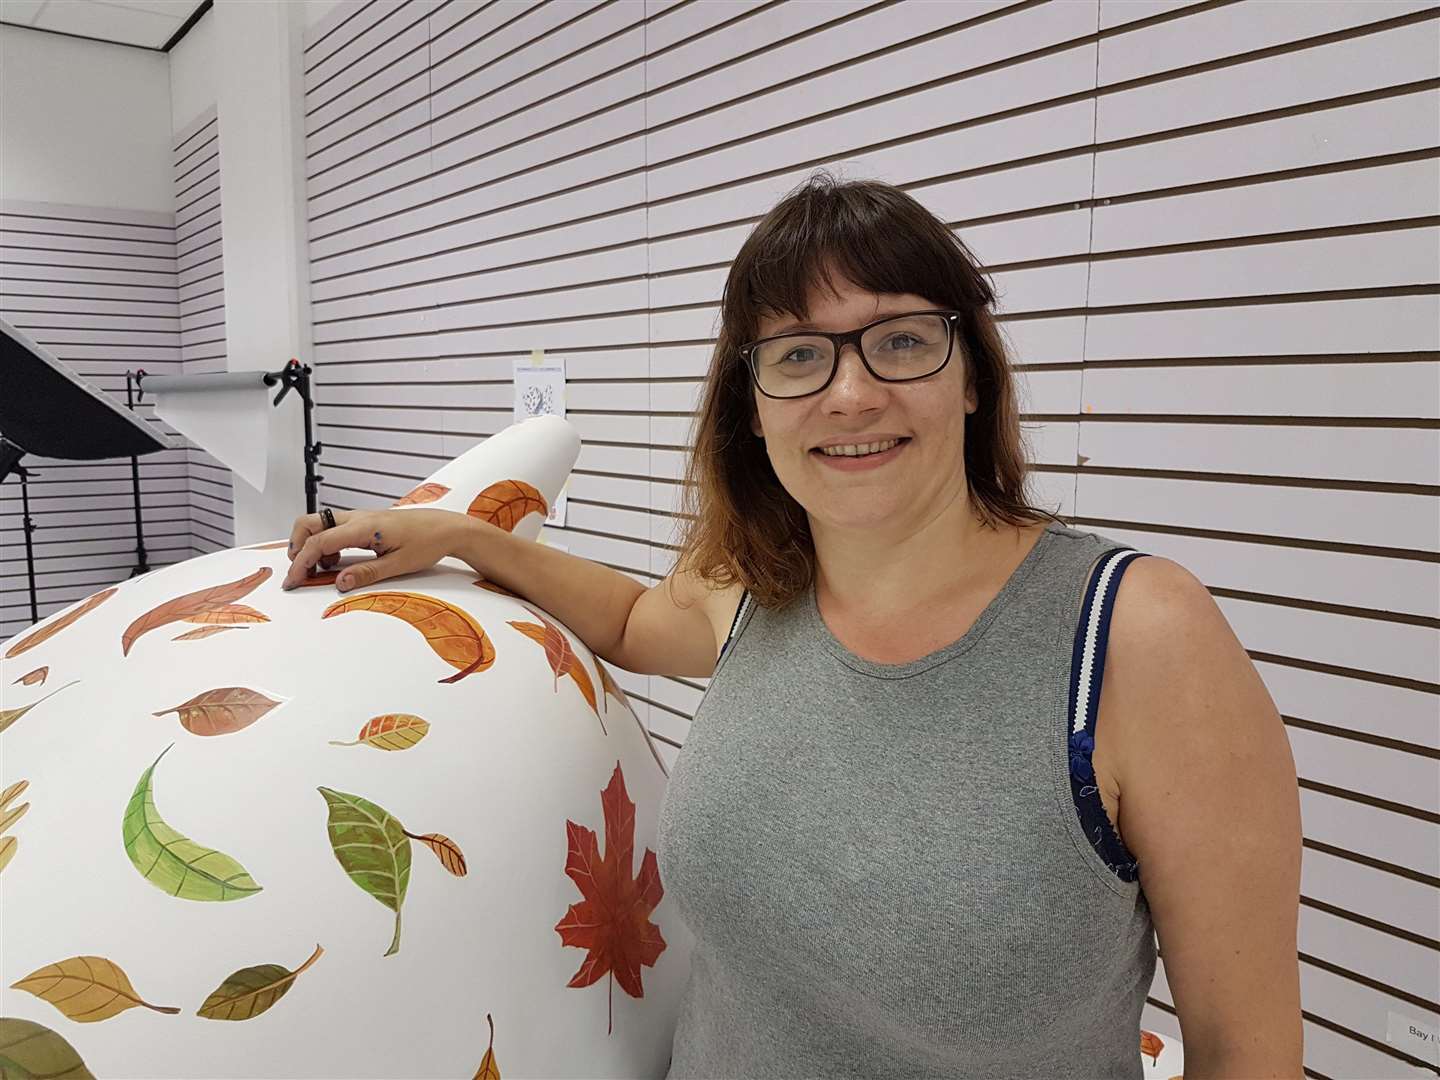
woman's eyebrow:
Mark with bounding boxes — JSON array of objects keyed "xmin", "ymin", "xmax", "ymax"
[{"xmin": 774, "ymin": 310, "xmax": 912, "ymax": 333}]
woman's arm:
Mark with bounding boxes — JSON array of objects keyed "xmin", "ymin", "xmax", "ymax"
[{"xmin": 1099, "ymin": 556, "xmax": 1304, "ymax": 1077}]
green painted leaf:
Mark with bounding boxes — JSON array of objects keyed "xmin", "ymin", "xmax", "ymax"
[
  {"xmin": 318, "ymin": 787, "xmax": 411, "ymax": 956},
  {"xmin": 122, "ymin": 745, "xmax": 262, "ymax": 902},
  {"xmin": 0, "ymin": 1016, "xmax": 95, "ymax": 1079},
  {"xmin": 197, "ymin": 944, "xmax": 323, "ymax": 1021}
]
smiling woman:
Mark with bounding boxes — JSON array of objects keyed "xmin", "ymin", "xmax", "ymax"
[{"xmin": 655, "ymin": 170, "xmax": 1304, "ymax": 1078}]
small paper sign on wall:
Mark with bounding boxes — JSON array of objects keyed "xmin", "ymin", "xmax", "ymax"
[{"xmin": 515, "ymin": 349, "xmax": 568, "ymax": 527}]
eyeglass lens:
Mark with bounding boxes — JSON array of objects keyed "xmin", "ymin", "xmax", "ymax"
[{"xmin": 751, "ymin": 313, "xmax": 950, "ymax": 398}]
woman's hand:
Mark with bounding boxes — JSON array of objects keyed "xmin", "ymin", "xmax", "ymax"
[{"xmin": 281, "ymin": 508, "xmax": 468, "ymax": 592}]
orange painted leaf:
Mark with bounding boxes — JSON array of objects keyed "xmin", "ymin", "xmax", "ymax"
[
  {"xmin": 555, "ymin": 762, "xmax": 665, "ymax": 1034},
  {"xmin": 14, "ymin": 666, "xmax": 49, "ymax": 687},
  {"xmin": 467, "ymin": 480, "xmax": 547, "ymax": 532},
  {"xmin": 183, "ymin": 603, "xmax": 269, "ymax": 625},
  {"xmin": 153, "ymin": 687, "xmax": 283, "ymax": 736},
  {"xmin": 173, "ymin": 626, "xmax": 246, "ymax": 641},
  {"xmin": 1139, "ymin": 1030, "xmax": 1164, "ymax": 1064},
  {"xmin": 329, "ymin": 714, "xmax": 429, "ymax": 751},
  {"xmin": 508, "ymin": 612, "xmax": 605, "ymax": 734},
  {"xmin": 295, "ymin": 570, "xmax": 340, "ymax": 589},
  {"xmin": 246, "ymin": 540, "xmax": 291, "ymax": 550},
  {"xmin": 596, "ymin": 660, "xmax": 668, "ymax": 777},
  {"xmin": 122, "ymin": 567, "xmax": 271, "ymax": 656},
  {"xmin": 5, "ymin": 587, "xmax": 116, "ymax": 659},
  {"xmin": 404, "ymin": 830, "xmax": 467, "ymax": 876},
  {"xmin": 473, "ymin": 577, "xmax": 517, "ymax": 598},
  {"xmin": 323, "ymin": 591, "xmax": 495, "ymax": 683},
  {"xmin": 393, "ymin": 482, "xmax": 450, "ymax": 507},
  {"xmin": 472, "ymin": 1013, "xmax": 500, "ymax": 1080}
]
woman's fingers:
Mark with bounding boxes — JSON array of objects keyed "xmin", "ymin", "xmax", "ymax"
[
  {"xmin": 282, "ymin": 515, "xmax": 368, "ymax": 589},
  {"xmin": 286, "ymin": 509, "xmax": 351, "ymax": 560}
]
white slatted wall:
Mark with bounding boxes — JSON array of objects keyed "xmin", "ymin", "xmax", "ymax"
[
  {"xmin": 299, "ymin": 2, "xmax": 1440, "ymax": 1075},
  {"xmin": 173, "ymin": 106, "xmax": 235, "ymax": 553},
  {"xmin": 0, "ymin": 200, "xmax": 189, "ymax": 642}
]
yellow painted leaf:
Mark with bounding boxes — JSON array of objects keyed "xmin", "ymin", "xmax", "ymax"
[
  {"xmin": 152, "ymin": 687, "xmax": 283, "ymax": 736},
  {"xmin": 4, "ymin": 587, "xmax": 116, "ymax": 659},
  {"xmin": 472, "ymin": 1013, "xmax": 500, "ymax": 1080},
  {"xmin": 197, "ymin": 944, "xmax": 324, "ymax": 1021},
  {"xmin": 173, "ymin": 625, "xmax": 247, "ymax": 641},
  {"xmin": 14, "ymin": 665, "xmax": 48, "ymax": 686},
  {"xmin": 11, "ymin": 955, "xmax": 181, "ymax": 1023},
  {"xmin": 0, "ymin": 778, "xmax": 25, "ymax": 875},
  {"xmin": 0, "ymin": 680, "xmax": 80, "ymax": 735},
  {"xmin": 322, "ymin": 591, "xmax": 495, "ymax": 683},
  {"xmin": 0, "ymin": 834, "xmax": 15, "ymax": 874},
  {"xmin": 329, "ymin": 714, "xmax": 429, "ymax": 751},
  {"xmin": 0, "ymin": 800, "xmax": 28, "ymax": 835},
  {"xmin": 1, "ymin": 779, "xmax": 28, "ymax": 811}
]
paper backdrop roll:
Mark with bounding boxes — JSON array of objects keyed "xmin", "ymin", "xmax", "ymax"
[
  {"xmin": 0, "ymin": 415, "xmax": 692, "ymax": 1079},
  {"xmin": 143, "ymin": 371, "xmax": 272, "ymax": 490}
]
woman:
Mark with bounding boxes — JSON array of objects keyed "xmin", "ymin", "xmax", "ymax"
[{"xmin": 282, "ymin": 173, "xmax": 1303, "ymax": 1077}]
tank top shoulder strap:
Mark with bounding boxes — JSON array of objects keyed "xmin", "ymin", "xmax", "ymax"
[
  {"xmin": 1067, "ymin": 545, "xmax": 1149, "ymax": 883},
  {"xmin": 718, "ymin": 589, "xmax": 753, "ymax": 662}
]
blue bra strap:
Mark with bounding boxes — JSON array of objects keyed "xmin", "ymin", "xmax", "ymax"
[{"xmin": 1067, "ymin": 547, "xmax": 1148, "ymax": 883}]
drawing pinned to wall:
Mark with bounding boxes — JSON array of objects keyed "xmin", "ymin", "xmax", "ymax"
[{"xmin": 514, "ymin": 349, "xmax": 567, "ymax": 527}]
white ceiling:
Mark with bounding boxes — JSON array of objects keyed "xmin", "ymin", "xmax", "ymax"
[{"xmin": 1, "ymin": 0, "xmax": 208, "ymax": 50}]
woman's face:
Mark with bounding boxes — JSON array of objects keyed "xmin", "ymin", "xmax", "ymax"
[{"xmin": 748, "ymin": 275, "xmax": 978, "ymax": 535}]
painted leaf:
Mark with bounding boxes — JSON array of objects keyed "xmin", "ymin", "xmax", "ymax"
[
  {"xmin": 555, "ymin": 761, "xmax": 666, "ymax": 1034},
  {"xmin": 4, "ymin": 587, "xmax": 116, "ymax": 659},
  {"xmin": 0, "ymin": 1017, "xmax": 95, "ymax": 1079},
  {"xmin": 404, "ymin": 830, "xmax": 467, "ymax": 876},
  {"xmin": 318, "ymin": 787, "xmax": 411, "ymax": 956},
  {"xmin": 173, "ymin": 625, "xmax": 246, "ymax": 641},
  {"xmin": 472, "ymin": 1013, "xmax": 500, "ymax": 1080},
  {"xmin": 329, "ymin": 714, "xmax": 429, "ymax": 751},
  {"xmin": 509, "ymin": 612, "xmax": 605, "ymax": 734},
  {"xmin": 122, "ymin": 745, "xmax": 262, "ymax": 901},
  {"xmin": 246, "ymin": 540, "xmax": 291, "ymax": 550},
  {"xmin": 1140, "ymin": 1029, "xmax": 1165, "ymax": 1064},
  {"xmin": 0, "ymin": 779, "xmax": 28, "ymax": 875},
  {"xmin": 295, "ymin": 569, "xmax": 340, "ymax": 588},
  {"xmin": 11, "ymin": 956, "xmax": 180, "ymax": 1023},
  {"xmin": 197, "ymin": 944, "xmax": 324, "ymax": 1021},
  {"xmin": 122, "ymin": 566, "xmax": 272, "ymax": 656},
  {"xmin": 467, "ymin": 479, "xmax": 547, "ymax": 532},
  {"xmin": 393, "ymin": 482, "xmax": 450, "ymax": 507},
  {"xmin": 152, "ymin": 687, "xmax": 283, "ymax": 736},
  {"xmin": 0, "ymin": 680, "xmax": 79, "ymax": 736},
  {"xmin": 473, "ymin": 577, "xmax": 518, "ymax": 598},
  {"xmin": 183, "ymin": 603, "xmax": 269, "ymax": 625},
  {"xmin": 14, "ymin": 665, "xmax": 48, "ymax": 686},
  {"xmin": 323, "ymin": 591, "xmax": 495, "ymax": 683},
  {"xmin": 596, "ymin": 659, "xmax": 669, "ymax": 777}
]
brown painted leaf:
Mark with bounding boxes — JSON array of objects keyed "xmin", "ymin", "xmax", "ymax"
[
  {"xmin": 122, "ymin": 567, "xmax": 272, "ymax": 656},
  {"xmin": 329, "ymin": 714, "xmax": 429, "ymax": 751},
  {"xmin": 11, "ymin": 955, "xmax": 181, "ymax": 1022},
  {"xmin": 509, "ymin": 611, "xmax": 605, "ymax": 734},
  {"xmin": 393, "ymin": 482, "xmax": 450, "ymax": 507},
  {"xmin": 467, "ymin": 479, "xmax": 547, "ymax": 532},
  {"xmin": 183, "ymin": 603, "xmax": 269, "ymax": 625},
  {"xmin": 197, "ymin": 943, "xmax": 323, "ymax": 1021},
  {"xmin": 246, "ymin": 540, "xmax": 291, "ymax": 550},
  {"xmin": 173, "ymin": 626, "xmax": 247, "ymax": 641},
  {"xmin": 473, "ymin": 577, "xmax": 518, "ymax": 598},
  {"xmin": 14, "ymin": 665, "xmax": 49, "ymax": 686},
  {"xmin": 1140, "ymin": 1030, "xmax": 1165, "ymax": 1065},
  {"xmin": 555, "ymin": 761, "xmax": 665, "ymax": 1035},
  {"xmin": 596, "ymin": 659, "xmax": 669, "ymax": 777},
  {"xmin": 153, "ymin": 687, "xmax": 283, "ymax": 736},
  {"xmin": 472, "ymin": 1013, "xmax": 500, "ymax": 1080},
  {"xmin": 323, "ymin": 591, "xmax": 495, "ymax": 683},
  {"xmin": 5, "ymin": 587, "xmax": 116, "ymax": 659},
  {"xmin": 404, "ymin": 829, "xmax": 467, "ymax": 876},
  {"xmin": 294, "ymin": 569, "xmax": 341, "ymax": 588},
  {"xmin": 0, "ymin": 680, "xmax": 80, "ymax": 735}
]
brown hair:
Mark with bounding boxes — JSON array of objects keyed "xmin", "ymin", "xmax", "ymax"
[{"xmin": 672, "ymin": 169, "xmax": 1057, "ymax": 609}]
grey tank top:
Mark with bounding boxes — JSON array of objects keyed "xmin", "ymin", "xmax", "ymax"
[{"xmin": 655, "ymin": 520, "xmax": 1157, "ymax": 1078}]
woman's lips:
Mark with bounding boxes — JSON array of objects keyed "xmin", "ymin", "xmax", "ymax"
[{"xmin": 810, "ymin": 438, "xmax": 910, "ymax": 471}]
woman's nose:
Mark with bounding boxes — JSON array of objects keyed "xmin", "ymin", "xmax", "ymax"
[{"xmin": 823, "ymin": 344, "xmax": 886, "ymax": 408}]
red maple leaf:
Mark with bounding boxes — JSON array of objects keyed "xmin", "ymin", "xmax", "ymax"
[{"xmin": 555, "ymin": 761, "xmax": 666, "ymax": 1034}]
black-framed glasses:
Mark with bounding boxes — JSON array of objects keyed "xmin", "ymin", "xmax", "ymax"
[{"xmin": 740, "ymin": 310, "xmax": 961, "ymax": 399}]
